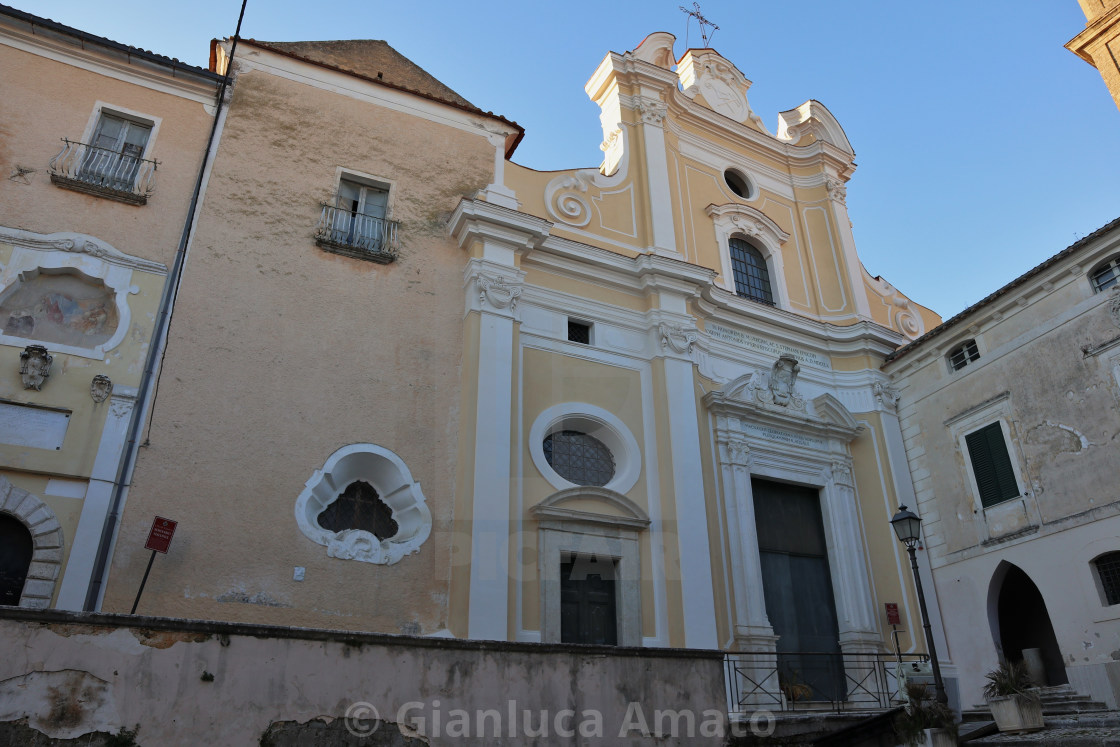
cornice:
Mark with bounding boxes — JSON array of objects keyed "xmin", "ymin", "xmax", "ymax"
[
  {"xmin": 449, "ymin": 199, "xmax": 552, "ymax": 253},
  {"xmin": 1066, "ymin": 5, "xmax": 1120, "ymax": 62},
  {"xmin": 694, "ymin": 284, "xmax": 904, "ymax": 355},
  {"xmin": 0, "ymin": 227, "xmax": 167, "ymax": 274},
  {"xmin": 0, "ymin": 21, "xmax": 220, "ymax": 104}
]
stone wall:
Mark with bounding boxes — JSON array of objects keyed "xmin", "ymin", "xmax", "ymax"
[{"xmin": 0, "ymin": 608, "xmax": 727, "ymax": 745}]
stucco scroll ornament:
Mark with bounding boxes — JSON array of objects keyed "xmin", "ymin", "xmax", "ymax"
[
  {"xmin": 873, "ymin": 382, "xmax": 900, "ymax": 412},
  {"xmin": 724, "ymin": 438, "xmax": 751, "ymax": 467},
  {"xmin": 825, "ymin": 178, "xmax": 847, "ymax": 206},
  {"xmin": 477, "ymin": 274, "xmax": 522, "ymax": 312},
  {"xmin": 1109, "ymin": 287, "xmax": 1120, "ymax": 330},
  {"xmin": 543, "ymin": 172, "xmax": 595, "ymax": 227},
  {"xmin": 729, "ymin": 214, "xmax": 767, "ymax": 238},
  {"xmin": 90, "ymin": 374, "xmax": 113, "ymax": 403},
  {"xmin": 659, "ymin": 323, "xmax": 697, "ymax": 355},
  {"xmin": 865, "ymin": 272, "xmax": 925, "ymax": 340},
  {"xmin": 829, "ymin": 461, "xmax": 854, "ymax": 488},
  {"xmin": 637, "ymin": 96, "xmax": 668, "ymax": 126},
  {"xmin": 19, "ymin": 345, "xmax": 52, "ymax": 390},
  {"xmin": 327, "ymin": 529, "xmax": 413, "ymax": 565}
]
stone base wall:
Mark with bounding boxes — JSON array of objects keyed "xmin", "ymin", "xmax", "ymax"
[{"xmin": 0, "ymin": 608, "xmax": 727, "ymax": 745}]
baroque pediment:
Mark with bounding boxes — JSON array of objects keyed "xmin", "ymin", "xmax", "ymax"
[{"xmin": 704, "ymin": 363, "xmax": 862, "ymax": 444}]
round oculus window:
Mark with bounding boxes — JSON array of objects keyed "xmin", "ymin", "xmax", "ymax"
[
  {"xmin": 724, "ymin": 168, "xmax": 752, "ymax": 199},
  {"xmin": 542, "ymin": 430, "xmax": 616, "ymax": 487}
]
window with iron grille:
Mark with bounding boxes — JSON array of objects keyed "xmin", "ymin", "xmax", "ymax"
[
  {"xmin": 568, "ymin": 319, "xmax": 591, "ymax": 345},
  {"xmin": 1091, "ymin": 257, "xmax": 1120, "ymax": 293},
  {"xmin": 543, "ymin": 430, "xmax": 615, "ymax": 486},
  {"xmin": 728, "ymin": 237, "xmax": 774, "ymax": 305},
  {"xmin": 1095, "ymin": 553, "xmax": 1120, "ymax": 606},
  {"xmin": 964, "ymin": 422, "xmax": 1020, "ymax": 508},
  {"xmin": 316, "ymin": 480, "xmax": 398, "ymax": 541},
  {"xmin": 948, "ymin": 339, "xmax": 981, "ymax": 371}
]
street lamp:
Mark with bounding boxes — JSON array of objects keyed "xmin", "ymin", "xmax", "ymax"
[{"xmin": 890, "ymin": 504, "xmax": 949, "ymax": 705}]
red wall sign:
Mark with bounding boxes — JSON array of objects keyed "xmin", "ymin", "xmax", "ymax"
[
  {"xmin": 885, "ymin": 602, "xmax": 901, "ymax": 626},
  {"xmin": 145, "ymin": 516, "xmax": 177, "ymax": 554}
]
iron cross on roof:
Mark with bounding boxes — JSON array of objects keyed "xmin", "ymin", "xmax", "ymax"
[{"xmin": 679, "ymin": 2, "xmax": 720, "ymax": 48}]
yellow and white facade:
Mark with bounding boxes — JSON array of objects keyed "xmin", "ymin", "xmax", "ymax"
[
  {"xmin": 97, "ymin": 28, "xmax": 953, "ymax": 702},
  {"xmin": 0, "ymin": 8, "xmax": 219, "ymax": 611}
]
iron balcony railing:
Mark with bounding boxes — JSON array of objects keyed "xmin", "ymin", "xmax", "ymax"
[
  {"xmin": 314, "ymin": 204, "xmax": 399, "ymax": 263},
  {"xmin": 48, "ymin": 138, "xmax": 157, "ymax": 204},
  {"xmin": 725, "ymin": 650, "xmax": 933, "ymax": 715}
]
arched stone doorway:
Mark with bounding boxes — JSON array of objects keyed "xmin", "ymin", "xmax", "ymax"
[
  {"xmin": 988, "ymin": 561, "xmax": 1067, "ymax": 686},
  {"xmin": 0, "ymin": 513, "xmax": 33, "ymax": 605}
]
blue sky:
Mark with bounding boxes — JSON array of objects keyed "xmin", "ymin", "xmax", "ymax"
[{"xmin": 15, "ymin": 0, "xmax": 1120, "ymax": 319}]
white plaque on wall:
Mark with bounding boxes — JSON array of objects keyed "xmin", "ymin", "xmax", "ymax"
[{"xmin": 0, "ymin": 401, "xmax": 70, "ymax": 450}]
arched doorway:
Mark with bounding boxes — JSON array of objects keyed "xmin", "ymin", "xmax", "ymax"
[
  {"xmin": 0, "ymin": 513, "xmax": 33, "ymax": 605},
  {"xmin": 989, "ymin": 561, "xmax": 1067, "ymax": 686}
]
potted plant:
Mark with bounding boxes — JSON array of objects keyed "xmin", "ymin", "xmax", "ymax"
[
  {"xmin": 895, "ymin": 682, "xmax": 958, "ymax": 747},
  {"xmin": 983, "ymin": 660, "xmax": 1044, "ymax": 734}
]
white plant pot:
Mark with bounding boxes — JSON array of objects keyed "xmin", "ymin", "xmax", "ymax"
[
  {"xmin": 924, "ymin": 727, "xmax": 957, "ymax": 747},
  {"xmin": 987, "ymin": 693, "xmax": 1044, "ymax": 734}
]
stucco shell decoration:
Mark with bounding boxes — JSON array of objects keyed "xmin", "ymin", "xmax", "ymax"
[{"xmin": 295, "ymin": 443, "xmax": 432, "ymax": 565}]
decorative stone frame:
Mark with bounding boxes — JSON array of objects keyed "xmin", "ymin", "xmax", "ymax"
[
  {"xmin": 704, "ymin": 203, "xmax": 791, "ymax": 309},
  {"xmin": 0, "ymin": 228, "xmax": 166, "ymax": 359},
  {"xmin": 0, "ymin": 476, "xmax": 64, "ymax": 609},
  {"xmin": 704, "ymin": 375, "xmax": 880, "ymax": 660},
  {"xmin": 295, "ymin": 443, "xmax": 432, "ymax": 565},
  {"xmin": 530, "ymin": 487, "xmax": 650, "ymax": 646},
  {"xmin": 944, "ymin": 392, "xmax": 1035, "ymax": 540},
  {"xmin": 528, "ymin": 403, "xmax": 641, "ymax": 494}
]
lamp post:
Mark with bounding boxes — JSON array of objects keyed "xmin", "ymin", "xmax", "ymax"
[{"xmin": 890, "ymin": 504, "xmax": 949, "ymax": 705}]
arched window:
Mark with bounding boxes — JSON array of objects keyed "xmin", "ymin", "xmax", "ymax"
[
  {"xmin": 948, "ymin": 339, "xmax": 981, "ymax": 371},
  {"xmin": 728, "ymin": 237, "xmax": 774, "ymax": 305},
  {"xmin": 1090, "ymin": 256, "xmax": 1120, "ymax": 293},
  {"xmin": 0, "ymin": 514, "xmax": 33, "ymax": 606},
  {"xmin": 1093, "ymin": 552, "xmax": 1120, "ymax": 606}
]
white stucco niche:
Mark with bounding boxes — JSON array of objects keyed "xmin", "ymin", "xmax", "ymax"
[{"xmin": 295, "ymin": 443, "xmax": 432, "ymax": 565}]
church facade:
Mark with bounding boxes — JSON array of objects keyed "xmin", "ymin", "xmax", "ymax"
[{"xmin": 89, "ymin": 28, "xmax": 952, "ymax": 706}]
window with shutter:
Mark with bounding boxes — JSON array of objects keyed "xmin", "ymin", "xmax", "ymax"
[{"xmin": 965, "ymin": 422, "xmax": 1020, "ymax": 508}]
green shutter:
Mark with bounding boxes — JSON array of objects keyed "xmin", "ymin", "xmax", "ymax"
[{"xmin": 965, "ymin": 422, "xmax": 1020, "ymax": 508}]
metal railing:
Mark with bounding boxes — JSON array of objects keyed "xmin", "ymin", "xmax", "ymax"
[
  {"xmin": 48, "ymin": 139, "xmax": 157, "ymax": 203},
  {"xmin": 314, "ymin": 204, "xmax": 399, "ymax": 262},
  {"xmin": 725, "ymin": 650, "xmax": 931, "ymax": 714}
]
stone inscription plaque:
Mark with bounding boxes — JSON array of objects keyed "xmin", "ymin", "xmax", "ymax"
[
  {"xmin": 0, "ymin": 401, "xmax": 70, "ymax": 450},
  {"xmin": 741, "ymin": 422, "xmax": 825, "ymax": 450},
  {"xmin": 706, "ymin": 323, "xmax": 831, "ymax": 370}
]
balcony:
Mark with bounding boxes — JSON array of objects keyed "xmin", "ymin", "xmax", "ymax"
[
  {"xmin": 48, "ymin": 138, "xmax": 157, "ymax": 205},
  {"xmin": 314, "ymin": 204, "xmax": 399, "ymax": 263}
]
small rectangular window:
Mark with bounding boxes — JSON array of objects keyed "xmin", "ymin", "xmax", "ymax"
[
  {"xmin": 1096, "ymin": 554, "xmax": 1120, "ymax": 606},
  {"xmin": 567, "ymin": 319, "xmax": 591, "ymax": 345},
  {"xmin": 965, "ymin": 422, "xmax": 1020, "ymax": 508}
]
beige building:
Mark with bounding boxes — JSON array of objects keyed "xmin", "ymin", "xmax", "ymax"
[
  {"xmin": 97, "ymin": 28, "xmax": 954, "ymax": 710},
  {"xmin": 1068, "ymin": 0, "xmax": 1120, "ymax": 112},
  {"xmin": 884, "ymin": 217, "xmax": 1120, "ymax": 708},
  {"xmin": 0, "ymin": 7, "xmax": 219, "ymax": 612}
]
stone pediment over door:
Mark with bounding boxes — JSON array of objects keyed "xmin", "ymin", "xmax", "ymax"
[{"xmin": 703, "ymin": 358, "xmax": 863, "ymax": 449}]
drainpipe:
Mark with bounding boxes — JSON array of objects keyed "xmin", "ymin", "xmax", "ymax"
[{"xmin": 82, "ymin": 3, "xmax": 249, "ymax": 611}]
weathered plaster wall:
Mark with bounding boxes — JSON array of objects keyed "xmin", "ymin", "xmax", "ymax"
[
  {"xmin": 0, "ymin": 609, "xmax": 726, "ymax": 746},
  {"xmin": 0, "ymin": 43, "xmax": 214, "ymax": 266},
  {"xmin": 103, "ymin": 64, "xmax": 496, "ymax": 633}
]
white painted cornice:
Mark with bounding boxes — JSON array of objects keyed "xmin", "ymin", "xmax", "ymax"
[
  {"xmin": 695, "ymin": 284, "xmax": 904, "ymax": 355},
  {"xmin": 227, "ymin": 44, "xmax": 520, "ymax": 144},
  {"xmin": 0, "ymin": 227, "xmax": 167, "ymax": 274},
  {"xmin": 449, "ymin": 199, "xmax": 552, "ymax": 254},
  {"xmin": 705, "ymin": 203, "xmax": 791, "ymax": 246},
  {"xmin": 0, "ymin": 22, "xmax": 220, "ymax": 104}
]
